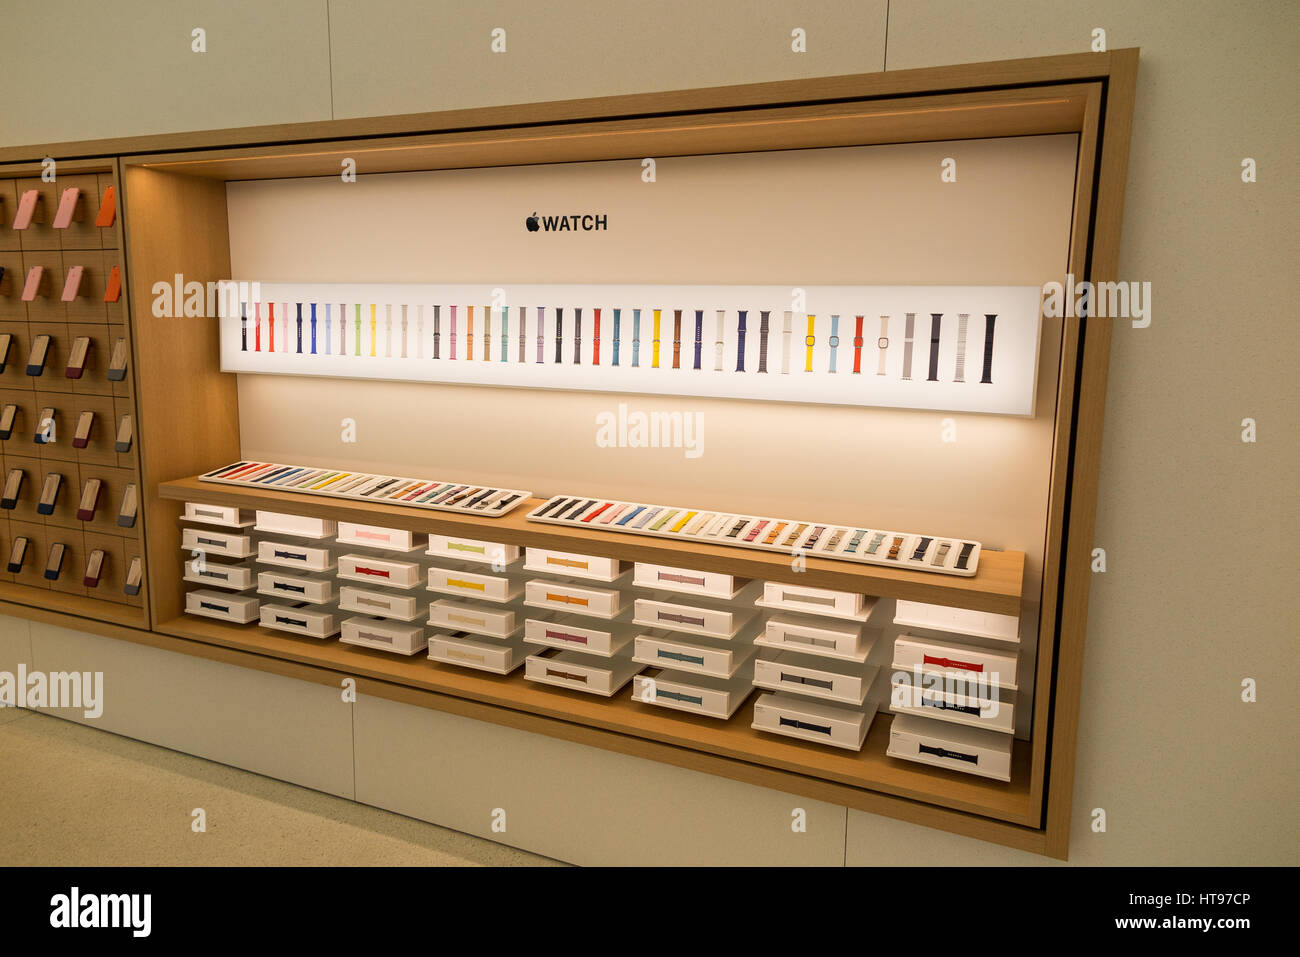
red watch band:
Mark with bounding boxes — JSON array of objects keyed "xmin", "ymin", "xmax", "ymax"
[
  {"xmin": 852, "ymin": 315, "xmax": 865, "ymax": 373},
  {"xmin": 593, "ymin": 308, "xmax": 601, "ymax": 365}
]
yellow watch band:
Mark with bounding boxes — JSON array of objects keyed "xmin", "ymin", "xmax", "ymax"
[
  {"xmin": 670, "ymin": 510, "xmax": 697, "ymax": 533},
  {"xmin": 467, "ymin": 305, "xmax": 474, "ymax": 360},
  {"xmin": 804, "ymin": 314, "xmax": 815, "ymax": 371},
  {"xmin": 369, "ymin": 304, "xmax": 377, "ymax": 357},
  {"xmin": 652, "ymin": 308, "xmax": 662, "ymax": 368}
]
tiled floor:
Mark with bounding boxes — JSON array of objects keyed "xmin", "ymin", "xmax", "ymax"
[{"xmin": 0, "ymin": 709, "xmax": 560, "ymax": 866}]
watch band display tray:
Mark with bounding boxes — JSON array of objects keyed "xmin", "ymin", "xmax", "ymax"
[
  {"xmin": 200, "ymin": 460, "xmax": 531, "ymax": 518},
  {"xmin": 526, "ymin": 495, "xmax": 982, "ymax": 577}
]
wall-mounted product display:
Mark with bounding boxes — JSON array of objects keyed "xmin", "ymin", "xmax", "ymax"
[
  {"xmin": 199, "ymin": 459, "xmax": 531, "ymax": 516},
  {"xmin": 0, "ymin": 167, "xmax": 143, "ymax": 618},
  {"xmin": 527, "ymin": 494, "xmax": 982, "ymax": 576},
  {"xmin": 8, "ymin": 52, "xmax": 1136, "ymax": 859},
  {"xmin": 219, "ymin": 283, "xmax": 1042, "ymax": 415}
]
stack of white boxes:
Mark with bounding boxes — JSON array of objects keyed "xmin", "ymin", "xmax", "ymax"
[
  {"xmin": 180, "ymin": 501, "xmax": 261, "ymax": 624},
  {"xmin": 749, "ymin": 580, "xmax": 881, "ymax": 751},
  {"xmin": 425, "ymin": 534, "xmax": 528, "ymax": 673},
  {"xmin": 520, "ymin": 547, "xmax": 641, "ymax": 696},
  {"xmin": 332, "ymin": 521, "xmax": 429, "ymax": 655},
  {"xmin": 886, "ymin": 600, "xmax": 1020, "ymax": 781},
  {"xmin": 251, "ymin": 510, "xmax": 342, "ymax": 640},
  {"xmin": 628, "ymin": 562, "xmax": 760, "ymax": 719}
]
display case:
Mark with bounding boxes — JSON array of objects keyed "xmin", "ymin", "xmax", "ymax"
[{"xmin": 0, "ymin": 48, "xmax": 1139, "ymax": 859}]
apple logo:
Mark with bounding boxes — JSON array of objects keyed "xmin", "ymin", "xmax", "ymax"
[{"xmin": 525, "ymin": 212, "xmax": 540, "ymax": 232}]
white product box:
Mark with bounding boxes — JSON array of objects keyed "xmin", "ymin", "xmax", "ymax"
[
  {"xmin": 185, "ymin": 589, "xmax": 259, "ymax": 624},
  {"xmin": 893, "ymin": 600, "xmax": 1020, "ymax": 644},
  {"xmin": 524, "ymin": 578, "xmax": 624, "ymax": 618},
  {"xmin": 337, "ymin": 521, "xmax": 426, "ymax": 552},
  {"xmin": 429, "ymin": 631, "xmax": 529, "ymax": 674},
  {"xmin": 428, "ymin": 565, "xmax": 523, "ymax": 603},
  {"xmin": 427, "ymin": 599, "xmax": 521, "ymax": 638},
  {"xmin": 751, "ymin": 693, "xmax": 877, "ymax": 751},
  {"xmin": 338, "ymin": 585, "xmax": 423, "ymax": 621},
  {"xmin": 340, "ymin": 616, "xmax": 427, "ymax": 655},
  {"xmin": 337, "ymin": 553, "xmax": 422, "ymax": 589},
  {"xmin": 524, "ymin": 649, "xmax": 642, "ymax": 697},
  {"xmin": 523, "ymin": 547, "xmax": 625, "ymax": 582},
  {"xmin": 183, "ymin": 502, "xmax": 253, "ymax": 527},
  {"xmin": 182, "ymin": 527, "xmax": 253, "ymax": 559},
  {"xmin": 428, "ymin": 535, "xmax": 520, "ymax": 566},
  {"xmin": 754, "ymin": 616, "xmax": 876, "ymax": 662},
  {"xmin": 254, "ymin": 510, "xmax": 337, "ymax": 539},
  {"xmin": 892, "ymin": 636, "xmax": 1019, "ymax": 692},
  {"xmin": 257, "ymin": 539, "xmax": 335, "ymax": 572},
  {"xmin": 632, "ymin": 562, "xmax": 747, "ymax": 599},
  {"xmin": 632, "ymin": 597, "xmax": 756, "ymax": 639},
  {"xmin": 887, "ymin": 713, "xmax": 1013, "ymax": 781},
  {"xmin": 183, "ymin": 559, "xmax": 254, "ymax": 591},
  {"xmin": 756, "ymin": 581, "xmax": 874, "ymax": 620},
  {"xmin": 259, "ymin": 602, "xmax": 340, "ymax": 639},
  {"xmin": 631, "ymin": 669, "xmax": 754, "ymax": 719},
  {"xmin": 632, "ymin": 630, "xmax": 757, "ymax": 679},
  {"xmin": 256, "ymin": 570, "xmax": 336, "ymax": 605},
  {"xmin": 888, "ymin": 677, "xmax": 1016, "ymax": 734},
  {"xmin": 523, "ymin": 615, "xmax": 636, "ymax": 657},
  {"xmin": 753, "ymin": 652, "xmax": 879, "ymax": 707}
]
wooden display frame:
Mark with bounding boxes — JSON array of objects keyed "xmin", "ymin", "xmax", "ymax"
[
  {"xmin": 0, "ymin": 156, "xmax": 149, "ymax": 627},
  {"xmin": 0, "ymin": 49, "xmax": 1139, "ymax": 859}
]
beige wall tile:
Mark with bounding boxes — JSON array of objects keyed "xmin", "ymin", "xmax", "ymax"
[
  {"xmin": 0, "ymin": 0, "xmax": 332, "ymax": 147},
  {"xmin": 27, "ymin": 623, "xmax": 355, "ymax": 799},
  {"xmin": 354, "ymin": 693, "xmax": 846, "ymax": 865},
  {"xmin": 328, "ymin": 0, "xmax": 887, "ymax": 119}
]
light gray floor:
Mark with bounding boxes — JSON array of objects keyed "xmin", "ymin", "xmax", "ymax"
[{"xmin": 0, "ymin": 709, "xmax": 560, "ymax": 866}]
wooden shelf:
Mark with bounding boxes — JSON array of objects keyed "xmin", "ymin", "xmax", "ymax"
[
  {"xmin": 159, "ymin": 475, "xmax": 1025, "ymax": 615},
  {"xmin": 0, "ymin": 582, "xmax": 147, "ymax": 629},
  {"xmin": 159, "ymin": 614, "xmax": 1035, "ymax": 825}
]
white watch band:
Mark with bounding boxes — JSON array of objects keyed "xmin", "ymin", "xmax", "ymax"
[
  {"xmin": 901, "ymin": 313, "xmax": 915, "ymax": 380},
  {"xmin": 713, "ymin": 309, "xmax": 725, "ymax": 371},
  {"xmin": 877, "ymin": 315, "xmax": 889, "ymax": 375}
]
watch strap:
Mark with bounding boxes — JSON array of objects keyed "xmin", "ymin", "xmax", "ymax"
[
  {"xmin": 980, "ymin": 314, "xmax": 996, "ymax": 383},
  {"xmin": 757, "ymin": 311, "xmax": 769, "ymax": 373},
  {"xmin": 927, "ymin": 312, "xmax": 942, "ymax": 381},
  {"xmin": 901, "ymin": 313, "xmax": 915, "ymax": 379},
  {"xmin": 672, "ymin": 309, "xmax": 682, "ymax": 369},
  {"xmin": 954, "ymin": 313, "xmax": 968, "ymax": 382},
  {"xmin": 713, "ymin": 309, "xmax": 725, "ymax": 371}
]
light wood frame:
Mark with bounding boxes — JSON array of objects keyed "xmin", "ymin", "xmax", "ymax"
[{"xmin": 0, "ymin": 49, "xmax": 1138, "ymax": 859}]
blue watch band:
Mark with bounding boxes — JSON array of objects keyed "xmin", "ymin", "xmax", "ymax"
[
  {"xmin": 632, "ymin": 308, "xmax": 641, "ymax": 367},
  {"xmin": 612, "ymin": 308, "xmax": 622, "ymax": 366},
  {"xmin": 828, "ymin": 314, "xmax": 839, "ymax": 373}
]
